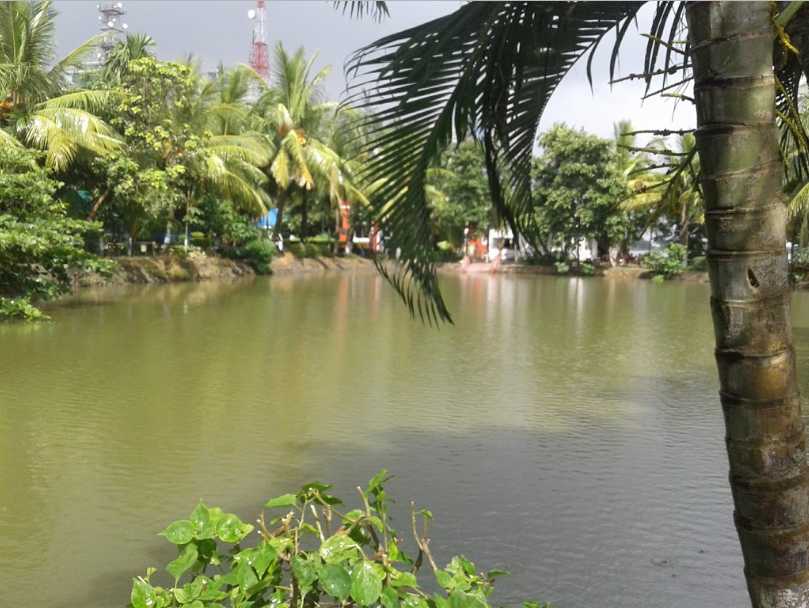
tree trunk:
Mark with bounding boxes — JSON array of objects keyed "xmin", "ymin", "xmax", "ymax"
[
  {"xmin": 687, "ymin": 3, "xmax": 809, "ymax": 606},
  {"xmin": 274, "ymin": 192, "xmax": 288, "ymax": 240},
  {"xmin": 87, "ymin": 188, "xmax": 110, "ymax": 221},
  {"xmin": 301, "ymin": 196, "xmax": 309, "ymax": 239}
]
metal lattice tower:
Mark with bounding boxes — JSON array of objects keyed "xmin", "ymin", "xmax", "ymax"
[
  {"xmin": 95, "ymin": 2, "xmax": 128, "ymax": 65},
  {"xmin": 248, "ymin": 0, "xmax": 269, "ymax": 82}
]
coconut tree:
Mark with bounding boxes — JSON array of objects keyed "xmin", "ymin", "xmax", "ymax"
[
  {"xmin": 100, "ymin": 33, "xmax": 155, "ymax": 84},
  {"xmin": 0, "ymin": 0, "xmax": 120, "ymax": 170},
  {"xmin": 342, "ymin": 1, "xmax": 809, "ymax": 605},
  {"xmin": 256, "ymin": 43, "xmax": 363, "ymax": 239},
  {"xmin": 620, "ymin": 132, "xmax": 704, "ymax": 258},
  {"xmin": 172, "ymin": 64, "xmax": 273, "ymax": 247}
]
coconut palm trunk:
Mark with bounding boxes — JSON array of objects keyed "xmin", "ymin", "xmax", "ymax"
[
  {"xmin": 688, "ymin": 3, "xmax": 809, "ymax": 605},
  {"xmin": 274, "ymin": 192, "xmax": 288, "ymax": 240}
]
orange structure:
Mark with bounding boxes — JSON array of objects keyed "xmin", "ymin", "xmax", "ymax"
[{"xmin": 337, "ymin": 200, "xmax": 351, "ymax": 253}]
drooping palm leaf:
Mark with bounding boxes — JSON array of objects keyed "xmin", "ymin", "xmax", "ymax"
[
  {"xmin": 333, "ymin": 1, "xmax": 390, "ymax": 22},
  {"xmin": 776, "ymin": 4, "xmax": 809, "ymax": 185},
  {"xmin": 22, "ymin": 106, "xmax": 121, "ymax": 170},
  {"xmin": 345, "ymin": 1, "xmax": 651, "ymax": 322}
]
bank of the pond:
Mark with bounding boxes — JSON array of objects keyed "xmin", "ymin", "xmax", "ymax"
[
  {"xmin": 438, "ymin": 261, "xmax": 711, "ymax": 284},
  {"xmin": 77, "ymin": 252, "xmax": 377, "ymax": 289}
]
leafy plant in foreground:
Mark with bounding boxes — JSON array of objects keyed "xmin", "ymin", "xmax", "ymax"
[{"xmin": 129, "ymin": 471, "xmax": 549, "ymax": 608}]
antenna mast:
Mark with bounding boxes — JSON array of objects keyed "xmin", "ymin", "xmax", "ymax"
[
  {"xmin": 95, "ymin": 2, "xmax": 128, "ymax": 65},
  {"xmin": 248, "ymin": 0, "xmax": 269, "ymax": 82}
]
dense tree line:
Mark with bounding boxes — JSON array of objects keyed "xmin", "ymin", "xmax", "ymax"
[{"xmin": 0, "ymin": 0, "xmax": 706, "ymax": 320}]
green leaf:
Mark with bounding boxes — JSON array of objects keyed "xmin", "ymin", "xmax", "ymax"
[
  {"xmin": 320, "ymin": 532, "xmax": 361, "ymax": 564},
  {"xmin": 265, "ymin": 493, "xmax": 298, "ymax": 509},
  {"xmin": 198, "ymin": 576, "xmax": 228, "ymax": 602},
  {"xmin": 174, "ymin": 577, "xmax": 205, "ymax": 604},
  {"xmin": 448, "ymin": 590, "xmax": 487, "ymax": 608},
  {"xmin": 381, "ymin": 586, "xmax": 400, "ymax": 608},
  {"xmin": 319, "ymin": 563, "xmax": 351, "ymax": 600},
  {"xmin": 486, "ymin": 569, "xmax": 510, "ymax": 580},
  {"xmin": 235, "ymin": 560, "xmax": 259, "ymax": 593},
  {"xmin": 167, "ymin": 542, "xmax": 199, "ymax": 582},
  {"xmin": 367, "ymin": 469, "xmax": 389, "ymax": 492},
  {"xmin": 390, "ymin": 571, "xmax": 418, "ymax": 589},
  {"xmin": 388, "ymin": 539, "xmax": 409, "ymax": 564},
  {"xmin": 238, "ymin": 542, "xmax": 277, "ymax": 578},
  {"xmin": 343, "ymin": 509, "xmax": 365, "ymax": 524},
  {"xmin": 131, "ymin": 578, "xmax": 156, "ymax": 608},
  {"xmin": 402, "ymin": 593, "xmax": 429, "ymax": 608},
  {"xmin": 292, "ymin": 555, "xmax": 319, "ymax": 591},
  {"xmin": 190, "ymin": 503, "xmax": 221, "ymax": 540},
  {"xmin": 350, "ymin": 560, "xmax": 385, "ymax": 606},
  {"xmin": 217, "ymin": 513, "xmax": 254, "ymax": 544},
  {"xmin": 435, "ymin": 570, "xmax": 453, "ymax": 591},
  {"xmin": 299, "ymin": 481, "xmax": 332, "ymax": 494},
  {"xmin": 160, "ymin": 520, "xmax": 194, "ymax": 545}
]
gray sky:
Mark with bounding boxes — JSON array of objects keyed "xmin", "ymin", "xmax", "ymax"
[{"xmin": 53, "ymin": 1, "xmax": 694, "ymax": 139}]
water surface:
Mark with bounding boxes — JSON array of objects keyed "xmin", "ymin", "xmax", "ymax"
[{"xmin": 5, "ymin": 272, "xmax": 806, "ymax": 607}]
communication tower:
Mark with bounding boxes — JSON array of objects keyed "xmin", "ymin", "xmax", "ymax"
[
  {"xmin": 95, "ymin": 2, "xmax": 128, "ymax": 64},
  {"xmin": 248, "ymin": 1, "xmax": 269, "ymax": 82}
]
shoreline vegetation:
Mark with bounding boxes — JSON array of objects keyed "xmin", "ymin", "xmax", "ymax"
[{"xmin": 61, "ymin": 251, "xmax": 714, "ymax": 301}]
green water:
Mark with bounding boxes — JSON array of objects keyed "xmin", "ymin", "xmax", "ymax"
[{"xmin": 6, "ymin": 272, "xmax": 809, "ymax": 607}]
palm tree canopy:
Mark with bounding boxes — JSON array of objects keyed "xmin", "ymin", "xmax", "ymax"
[
  {"xmin": 0, "ymin": 0, "xmax": 103, "ymax": 109},
  {"xmin": 257, "ymin": 43, "xmax": 363, "ymax": 219},
  {"xmin": 0, "ymin": 0, "xmax": 123, "ymax": 170},
  {"xmin": 101, "ymin": 33, "xmax": 156, "ymax": 84}
]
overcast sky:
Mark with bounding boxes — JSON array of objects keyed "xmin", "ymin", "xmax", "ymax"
[{"xmin": 53, "ymin": 1, "xmax": 694, "ymax": 139}]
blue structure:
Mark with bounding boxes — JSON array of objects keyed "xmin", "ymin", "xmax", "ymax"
[{"xmin": 257, "ymin": 208, "xmax": 278, "ymax": 231}]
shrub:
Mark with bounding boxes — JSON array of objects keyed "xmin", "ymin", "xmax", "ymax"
[
  {"xmin": 688, "ymin": 255, "xmax": 707, "ymax": 272},
  {"xmin": 0, "ymin": 297, "xmax": 48, "ymax": 321},
  {"xmin": 436, "ymin": 241, "xmax": 460, "ymax": 263},
  {"xmin": 226, "ymin": 238, "xmax": 276, "ymax": 274},
  {"xmin": 0, "ymin": 146, "xmax": 105, "ymax": 320},
  {"xmin": 793, "ymin": 247, "xmax": 809, "ymax": 271},
  {"xmin": 288, "ymin": 241, "xmax": 334, "ymax": 258},
  {"xmin": 554, "ymin": 261, "xmax": 570, "ymax": 274},
  {"xmin": 642, "ymin": 243, "xmax": 687, "ymax": 279},
  {"xmin": 126, "ymin": 472, "xmax": 549, "ymax": 608},
  {"xmin": 578, "ymin": 261, "xmax": 596, "ymax": 276}
]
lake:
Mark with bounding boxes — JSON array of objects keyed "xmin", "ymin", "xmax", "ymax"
[{"xmin": 6, "ymin": 271, "xmax": 809, "ymax": 607}]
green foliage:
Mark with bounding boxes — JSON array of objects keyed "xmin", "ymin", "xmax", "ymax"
[
  {"xmin": 428, "ymin": 140, "xmax": 491, "ymax": 247},
  {"xmin": 226, "ymin": 238, "xmax": 276, "ymax": 274},
  {"xmin": 643, "ymin": 243, "xmax": 687, "ymax": 280},
  {"xmin": 287, "ymin": 241, "xmax": 335, "ymax": 259},
  {"xmin": 0, "ymin": 145, "xmax": 107, "ymax": 318},
  {"xmin": 689, "ymin": 255, "xmax": 707, "ymax": 272},
  {"xmin": 0, "ymin": 297, "xmax": 48, "ymax": 321},
  {"xmin": 532, "ymin": 124, "xmax": 629, "ymax": 259},
  {"xmin": 128, "ymin": 473, "xmax": 544, "ymax": 608},
  {"xmin": 554, "ymin": 261, "xmax": 570, "ymax": 275},
  {"xmin": 578, "ymin": 262, "xmax": 596, "ymax": 276}
]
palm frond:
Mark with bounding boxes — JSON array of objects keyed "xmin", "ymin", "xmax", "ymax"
[
  {"xmin": 776, "ymin": 8, "xmax": 809, "ymax": 184},
  {"xmin": 204, "ymin": 154, "xmax": 271, "ymax": 215},
  {"xmin": 49, "ymin": 33, "xmax": 105, "ymax": 83},
  {"xmin": 39, "ymin": 89, "xmax": 118, "ymax": 113},
  {"xmin": 333, "ymin": 1, "xmax": 390, "ymax": 22},
  {"xmin": 346, "ymin": 1, "xmax": 646, "ymax": 322},
  {"xmin": 789, "ymin": 180, "xmax": 809, "ymax": 220},
  {"xmin": 206, "ymin": 133, "xmax": 272, "ymax": 166},
  {"xmin": 22, "ymin": 106, "xmax": 121, "ymax": 170}
]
